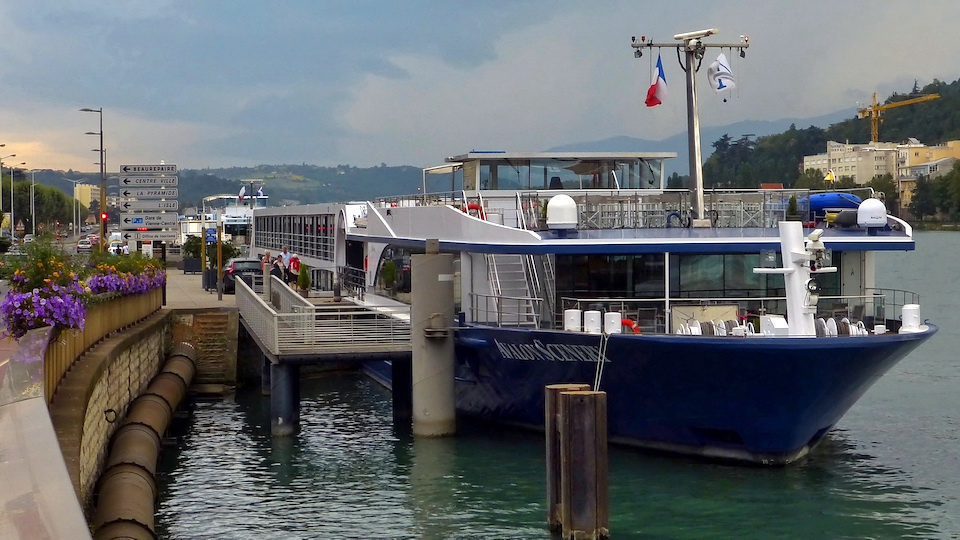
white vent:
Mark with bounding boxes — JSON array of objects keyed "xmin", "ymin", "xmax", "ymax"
[{"xmin": 546, "ymin": 194, "xmax": 578, "ymax": 229}]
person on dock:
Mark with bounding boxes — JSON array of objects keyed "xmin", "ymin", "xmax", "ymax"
[
  {"xmin": 270, "ymin": 255, "xmax": 285, "ymax": 281},
  {"xmin": 280, "ymin": 246, "xmax": 293, "ymax": 283},
  {"xmin": 261, "ymin": 251, "xmax": 272, "ymax": 275}
]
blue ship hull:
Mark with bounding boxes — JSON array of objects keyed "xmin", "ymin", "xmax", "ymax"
[{"xmin": 452, "ymin": 325, "xmax": 936, "ymax": 464}]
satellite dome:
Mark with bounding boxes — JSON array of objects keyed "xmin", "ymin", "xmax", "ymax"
[
  {"xmin": 546, "ymin": 194, "xmax": 577, "ymax": 230},
  {"xmin": 857, "ymin": 198, "xmax": 887, "ymax": 228}
]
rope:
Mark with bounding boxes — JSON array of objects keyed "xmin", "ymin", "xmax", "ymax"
[{"xmin": 593, "ymin": 332, "xmax": 611, "ymax": 391}]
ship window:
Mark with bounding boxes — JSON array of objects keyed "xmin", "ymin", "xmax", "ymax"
[{"xmin": 555, "ymin": 254, "xmax": 664, "ymax": 298}]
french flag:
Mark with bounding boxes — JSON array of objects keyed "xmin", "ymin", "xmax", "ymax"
[{"xmin": 645, "ymin": 53, "xmax": 667, "ymax": 108}]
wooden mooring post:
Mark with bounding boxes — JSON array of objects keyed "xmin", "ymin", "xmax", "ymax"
[{"xmin": 545, "ymin": 386, "xmax": 609, "ymax": 539}]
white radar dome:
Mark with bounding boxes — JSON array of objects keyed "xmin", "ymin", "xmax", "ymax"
[
  {"xmin": 546, "ymin": 194, "xmax": 578, "ymax": 230},
  {"xmin": 857, "ymin": 198, "xmax": 887, "ymax": 228}
]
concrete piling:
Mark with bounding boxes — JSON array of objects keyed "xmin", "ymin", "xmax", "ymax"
[
  {"xmin": 392, "ymin": 358, "xmax": 413, "ymax": 423},
  {"xmin": 270, "ymin": 362, "xmax": 300, "ymax": 436},
  {"xmin": 261, "ymin": 354, "xmax": 272, "ymax": 396},
  {"xmin": 545, "ymin": 383, "xmax": 591, "ymax": 532},
  {"xmin": 410, "ymin": 239, "xmax": 456, "ymax": 437}
]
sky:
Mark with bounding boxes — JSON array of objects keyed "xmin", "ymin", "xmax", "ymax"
[{"xmin": 1, "ymin": 0, "xmax": 959, "ymax": 173}]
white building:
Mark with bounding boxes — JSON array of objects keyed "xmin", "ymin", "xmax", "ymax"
[{"xmin": 802, "ymin": 141, "xmax": 899, "ymax": 184}]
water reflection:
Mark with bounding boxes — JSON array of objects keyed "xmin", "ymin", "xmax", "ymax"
[{"xmin": 156, "ymin": 374, "xmax": 953, "ymax": 539}]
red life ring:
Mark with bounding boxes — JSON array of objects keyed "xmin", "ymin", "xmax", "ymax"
[
  {"xmin": 621, "ymin": 319, "xmax": 642, "ymax": 334},
  {"xmin": 466, "ymin": 203, "xmax": 486, "ymax": 220}
]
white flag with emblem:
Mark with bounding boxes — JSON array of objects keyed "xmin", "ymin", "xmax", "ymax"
[{"xmin": 707, "ymin": 53, "xmax": 736, "ymax": 93}]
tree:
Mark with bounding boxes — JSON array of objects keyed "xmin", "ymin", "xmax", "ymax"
[
  {"xmin": 909, "ymin": 175, "xmax": 938, "ymax": 221},
  {"xmin": 866, "ymin": 173, "xmax": 899, "ymax": 216}
]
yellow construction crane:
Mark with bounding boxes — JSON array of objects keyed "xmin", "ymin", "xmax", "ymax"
[{"xmin": 857, "ymin": 92, "xmax": 941, "ymax": 143}]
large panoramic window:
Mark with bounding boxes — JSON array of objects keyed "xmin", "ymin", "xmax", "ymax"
[
  {"xmin": 555, "ymin": 254, "xmax": 665, "ymax": 298},
  {"xmin": 476, "ymin": 158, "xmax": 663, "ymax": 190}
]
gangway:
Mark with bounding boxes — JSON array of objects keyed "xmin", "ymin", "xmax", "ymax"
[{"xmin": 235, "ymin": 275, "xmax": 411, "ymax": 361}]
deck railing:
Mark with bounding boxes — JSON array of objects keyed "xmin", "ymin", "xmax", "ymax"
[
  {"xmin": 43, "ymin": 288, "xmax": 163, "ymax": 402},
  {"xmin": 236, "ymin": 275, "xmax": 410, "ymax": 356}
]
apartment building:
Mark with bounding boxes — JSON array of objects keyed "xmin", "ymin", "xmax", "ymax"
[{"xmin": 802, "ymin": 141, "xmax": 899, "ymax": 185}]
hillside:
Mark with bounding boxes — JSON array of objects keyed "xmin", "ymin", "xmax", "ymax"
[{"xmin": 702, "ymin": 78, "xmax": 960, "ymax": 187}]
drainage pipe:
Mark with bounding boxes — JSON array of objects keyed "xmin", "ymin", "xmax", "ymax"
[{"xmin": 92, "ymin": 343, "xmax": 197, "ymax": 540}]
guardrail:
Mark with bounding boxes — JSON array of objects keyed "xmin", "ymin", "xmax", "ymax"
[
  {"xmin": 236, "ymin": 275, "xmax": 410, "ymax": 357},
  {"xmin": 43, "ymin": 288, "xmax": 163, "ymax": 402}
]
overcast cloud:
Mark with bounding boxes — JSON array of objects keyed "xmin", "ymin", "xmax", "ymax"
[{"xmin": 1, "ymin": 0, "xmax": 957, "ymax": 172}]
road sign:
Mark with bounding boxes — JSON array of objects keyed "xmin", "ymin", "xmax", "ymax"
[
  {"xmin": 122, "ymin": 231, "xmax": 178, "ymax": 242},
  {"xmin": 120, "ymin": 200, "xmax": 179, "ymax": 211},
  {"xmin": 119, "ymin": 188, "xmax": 178, "ymax": 199},
  {"xmin": 120, "ymin": 213, "xmax": 179, "ymax": 228},
  {"xmin": 119, "ymin": 164, "xmax": 177, "ymax": 174},
  {"xmin": 119, "ymin": 175, "xmax": 178, "ymax": 187},
  {"xmin": 205, "ymin": 227, "xmax": 217, "ymax": 245}
]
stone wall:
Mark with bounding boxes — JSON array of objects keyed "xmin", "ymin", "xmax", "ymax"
[
  {"xmin": 50, "ymin": 311, "xmax": 170, "ymax": 509},
  {"xmin": 78, "ymin": 327, "xmax": 167, "ymax": 502},
  {"xmin": 50, "ymin": 307, "xmax": 238, "ymax": 510}
]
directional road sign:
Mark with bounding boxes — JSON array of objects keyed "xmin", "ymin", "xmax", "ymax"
[
  {"xmin": 120, "ymin": 213, "xmax": 179, "ymax": 229},
  {"xmin": 122, "ymin": 231, "xmax": 179, "ymax": 242},
  {"xmin": 119, "ymin": 188, "xmax": 178, "ymax": 199},
  {"xmin": 119, "ymin": 164, "xmax": 177, "ymax": 174},
  {"xmin": 120, "ymin": 200, "xmax": 179, "ymax": 211},
  {"xmin": 119, "ymin": 175, "xmax": 178, "ymax": 187}
]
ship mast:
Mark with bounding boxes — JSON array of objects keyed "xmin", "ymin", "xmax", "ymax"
[{"xmin": 631, "ymin": 29, "xmax": 749, "ymax": 227}]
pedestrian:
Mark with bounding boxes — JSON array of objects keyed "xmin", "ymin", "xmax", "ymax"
[
  {"xmin": 122, "ymin": 244, "xmax": 130, "ymax": 255},
  {"xmin": 261, "ymin": 251, "xmax": 272, "ymax": 275},
  {"xmin": 270, "ymin": 256, "xmax": 285, "ymax": 281},
  {"xmin": 280, "ymin": 246, "xmax": 293, "ymax": 283}
]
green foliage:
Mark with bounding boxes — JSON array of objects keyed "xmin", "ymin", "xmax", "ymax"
[
  {"xmin": 381, "ymin": 259, "xmax": 397, "ymax": 290},
  {"xmin": 866, "ymin": 174, "xmax": 899, "ymax": 215},
  {"xmin": 703, "ymin": 77, "xmax": 960, "ymax": 189},
  {"xmin": 180, "ymin": 235, "xmax": 239, "ymax": 268},
  {"xmin": 182, "ymin": 236, "xmax": 203, "ymax": 259},
  {"xmin": 297, "ymin": 263, "xmax": 311, "ymax": 291},
  {"xmin": 910, "ymin": 176, "xmax": 938, "ymax": 221},
  {"xmin": 0, "ymin": 236, "xmax": 10, "ymax": 254},
  {"xmin": 787, "ymin": 194, "xmax": 799, "ymax": 217},
  {"xmin": 5, "ymin": 238, "xmax": 84, "ymax": 292}
]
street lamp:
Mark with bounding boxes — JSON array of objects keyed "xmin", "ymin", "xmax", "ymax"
[
  {"xmin": 66, "ymin": 179, "xmax": 83, "ymax": 236},
  {"xmin": 0, "ymin": 153, "xmax": 15, "ymax": 238},
  {"xmin": 80, "ymin": 107, "xmax": 105, "ymax": 251},
  {"xmin": 11, "ymin": 162, "xmax": 25, "ymax": 239}
]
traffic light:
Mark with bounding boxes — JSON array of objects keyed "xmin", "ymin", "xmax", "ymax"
[{"xmin": 100, "ymin": 212, "xmax": 108, "ymax": 223}]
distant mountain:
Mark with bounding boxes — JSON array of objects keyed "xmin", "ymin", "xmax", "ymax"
[{"xmin": 547, "ymin": 108, "xmax": 856, "ymax": 176}]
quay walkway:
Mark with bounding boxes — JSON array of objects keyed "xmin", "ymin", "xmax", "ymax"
[{"xmin": 235, "ymin": 275, "xmax": 412, "ymax": 362}]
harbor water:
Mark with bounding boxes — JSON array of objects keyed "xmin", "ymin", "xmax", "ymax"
[{"xmin": 156, "ymin": 232, "xmax": 959, "ymax": 539}]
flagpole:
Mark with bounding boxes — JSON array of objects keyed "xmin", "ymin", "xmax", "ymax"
[{"xmin": 631, "ymin": 30, "xmax": 749, "ymax": 227}]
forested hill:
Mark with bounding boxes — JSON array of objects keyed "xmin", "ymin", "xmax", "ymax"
[
  {"xmin": 702, "ymin": 77, "xmax": 960, "ymax": 188},
  {"xmin": 178, "ymin": 164, "xmax": 423, "ymax": 208}
]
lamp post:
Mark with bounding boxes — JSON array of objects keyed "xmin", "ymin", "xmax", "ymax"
[
  {"xmin": 80, "ymin": 107, "xmax": 105, "ymax": 252},
  {"xmin": 0, "ymin": 153, "xmax": 15, "ymax": 238},
  {"xmin": 30, "ymin": 169, "xmax": 36, "ymax": 236},
  {"xmin": 11, "ymin": 162, "xmax": 25, "ymax": 239},
  {"xmin": 66, "ymin": 179, "xmax": 82, "ymax": 237}
]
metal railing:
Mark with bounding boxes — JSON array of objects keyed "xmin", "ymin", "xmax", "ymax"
[
  {"xmin": 551, "ymin": 288, "xmax": 920, "ymax": 334},
  {"xmin": 338, "ymin": 265, "xmax": 366, "ymax": 300},
  {"xmin": 470, "ymin": 293, "xmax": 543, "ymax": 327},
  {"xmin": 236, "ymin": 274, "xmax": 411, "ymax": 356}
]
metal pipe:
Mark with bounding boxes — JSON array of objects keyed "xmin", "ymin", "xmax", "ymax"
[{"xmin": 93, "ymin": 343, "xmax": 197, "ymax": 539}]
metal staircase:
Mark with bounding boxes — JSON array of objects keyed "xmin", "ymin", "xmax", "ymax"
[{"xmin": 486, "ymin": 254, "xmax": 539, "ymax": 327}]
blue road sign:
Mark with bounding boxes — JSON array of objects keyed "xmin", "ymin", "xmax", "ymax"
[{"xmin": 205, "ymin": 227, "xmax": 217, "ymax": 244}]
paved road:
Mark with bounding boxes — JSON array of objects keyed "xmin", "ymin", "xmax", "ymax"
[{"xmin": 164, "ymin": 269, "xmax": 236, "ymax": 309}]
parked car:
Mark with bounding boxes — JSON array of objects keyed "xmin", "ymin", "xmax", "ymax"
[
  {"xmin": 77, "ymin": 238, "xmax": 93, "ymax": 253},
  {"xmin": 22, "ymin": 234, "xmax": 35, "ymax": 244},
  {"xmin": 223, "ymin": 257, "xmax": 263, "ymax": 293}
]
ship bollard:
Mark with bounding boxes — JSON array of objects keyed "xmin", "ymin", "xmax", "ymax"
[
  {"xmin": 545, "ymin": 384, "xmax": 591, "ymax": 532},
  {"xmin": 558, "ymin": 390, "xmax": 609, "ymax": 539}
]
